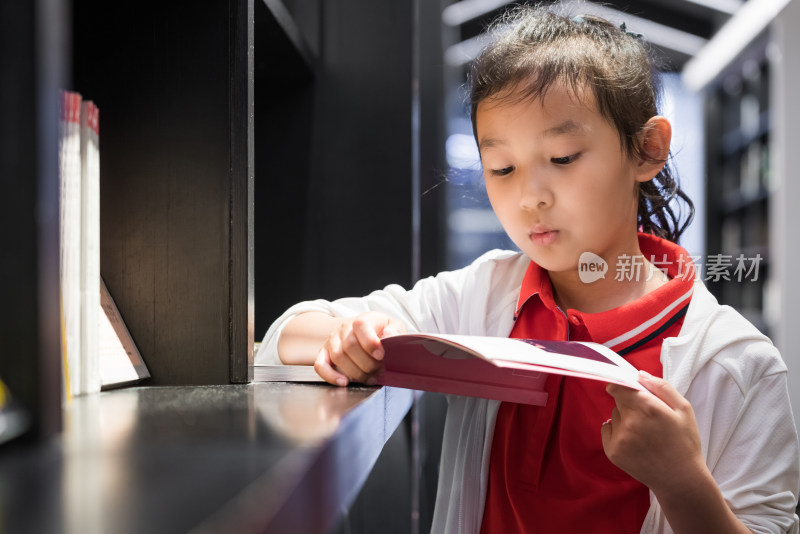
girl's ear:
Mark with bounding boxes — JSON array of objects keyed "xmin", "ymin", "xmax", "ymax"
[{"xmin": 635, "ymin": 116, "xmax": 671, "ymax": 183}]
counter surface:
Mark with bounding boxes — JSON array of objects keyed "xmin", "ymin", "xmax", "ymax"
[{"xmin": 0, "ymin": 382, "xmax": 414, "ymax": 534}]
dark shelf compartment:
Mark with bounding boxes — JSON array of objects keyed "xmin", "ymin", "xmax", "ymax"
[
  {"xmin": 720, "ymin": 110, "xmax": 770, "ymax": 156},
  {"xmin": 261, "ymin": 0, "xmax": 317, "ymax": 75},
  {"xmin": 704, "ymin": 47, "xmax": 772, "ymax": 338},
  {"xmin": 720, "ymin": 185, "xmax": 770, "ymax": 214},
  {"xmin": 71, "ymin": 0, "xmax": 253, "ymax": 386}
]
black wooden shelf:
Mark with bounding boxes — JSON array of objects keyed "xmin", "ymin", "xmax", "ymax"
[
  {"xmin": 703, "ymin": 38, "xmax": 772, "ymax": 337},
  {"xmin": 0, "ymin": 383, "xmax": 414, "ymax": 534},
  {"xmin": 720, "ymin": 185, "xmax": 770, "ymax": 214},
  {"xmin": 71, "ymin": 0, "xmax": 254, "ymax": 386},
  {"xmin": 262, "ymin": 0, "xmax": 317, "ymax": 74},
  {"xmin": 720, "ymin": 110, "xmax": 770, "ymax": 156}
]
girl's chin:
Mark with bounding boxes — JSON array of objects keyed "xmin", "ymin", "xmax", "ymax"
[{"xmin": 523, "ymin": 251, "xmax": 579, "ymax": 274}]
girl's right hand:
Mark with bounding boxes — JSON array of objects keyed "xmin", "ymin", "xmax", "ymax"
[{"xmin": 314, "ymin": 311, "xmax": 407, "ymax": 386}]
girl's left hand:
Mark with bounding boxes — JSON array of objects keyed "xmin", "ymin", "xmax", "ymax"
[{"xmin": 601, "ymin": 370, "xmax": 707, "ymax": 497}]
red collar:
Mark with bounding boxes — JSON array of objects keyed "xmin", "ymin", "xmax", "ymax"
[{"xmin": 514, "ymin": 233, "xmax": 695, "ymax": 353}]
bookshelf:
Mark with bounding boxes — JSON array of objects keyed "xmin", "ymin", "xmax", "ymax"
[
  {"xmin": 2, "ymin": 1, "xmax": 447, "ymax": 531},
  {"xmin": 0, "ymin": 0, "xmax": 65, "ymax": 439},
  {"xmin": 3, "ymin": 15, "xmax": 446, "ymax": 528},
  {"xmin": 703, "ymin": 36, "xmax": 771, "ymax": 334},
  {"xmin": 71, "ymin": 0, "xmax": 254, "ymax": 385},
  {"xmin": 0, "ymin": 0, "xmax": 256, "ymax": 442},
  {"xmin": 252, "ymin": 0, "xmax": 447, "ymax": 337},
  {"xmin": 685, "ymin": 0, "xmax": 800, "ymax": 484}
]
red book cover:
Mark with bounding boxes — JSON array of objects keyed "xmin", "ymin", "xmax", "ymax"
[{"xmin": 376, "ymin": 334, "xmax": 644, "ymax": 405}]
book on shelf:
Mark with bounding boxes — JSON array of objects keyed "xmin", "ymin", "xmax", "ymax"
[
  {"xmin": 80, "ymin": 99, "xmax": 101, "ymax": 395},
  {"xmin": 376, "ymin": 333, "xmax": 645, "ymax": 406},
  {"xmin": 252, "ymin": 342, "xmax": 323, "ymax": 382},
  {"xmin": 59, "ymin": 90, "xmax": 83, "ymax": 399},
  {"xmin": 59, "ymin": 90, "xmax": 150, "ymax": 396},
  {"xmin": 99, "ymin": 278, "xmax": 150, "ymax": 390},
  {"xmin": 254, "ymin": 363, "xmax": 324, "ymax": 383}
]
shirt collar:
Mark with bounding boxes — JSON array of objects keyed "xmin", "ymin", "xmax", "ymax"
[
  {"xmin": 514, "ymin": 233, "xmax": 695, "ymax": 350},
  {"xmin": 515, "ymin": 260, "xmax": 554, "ymax": 318}
]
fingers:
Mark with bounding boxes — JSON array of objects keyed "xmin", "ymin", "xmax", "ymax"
[
  {"xmin": 606, "ymin": 371, "xmax": 677, "ymax": 414},
  {"xmin": 327, "ymin": 327, "xmax": 376, "ymax": 384},
  {"xmin": 637, "ymin": 370, "xmax": 689, "ymax": 411},
  {"xmin": 314, "ymin": 347, "xmax": 350, "ymax": 386},
  {"xmin": 605, "ymin": 382, "xmax": 650, "ymax": 412},
  {"xmin": 351, "ymin": 316, "xmax": 386, "ymax": 360},
  {"xmin": 320, "ymin": 313, "xmax": 405, "ymax": 387},
  {"xmin": 601, "ymin": 372, "xmax": 704, "ymax": 491}
]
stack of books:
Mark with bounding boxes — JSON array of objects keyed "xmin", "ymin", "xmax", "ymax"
[{"xmin": 58, "ymin": 90, "xmax": 149, "ymax": 397}]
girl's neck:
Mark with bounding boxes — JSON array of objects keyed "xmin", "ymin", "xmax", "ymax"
[{"xmin": 548, "ymin": 246, "xmax": 669, "ymax": 315}]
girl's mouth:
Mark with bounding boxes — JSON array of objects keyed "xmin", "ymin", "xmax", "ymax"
[{"xmin": 530, "ymin": 229, "xmax": 559, "ymax": 246}]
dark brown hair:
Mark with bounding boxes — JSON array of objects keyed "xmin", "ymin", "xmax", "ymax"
[{"xmin": 468, "ymin": 6, "xmax": 694, "ymax": 243}]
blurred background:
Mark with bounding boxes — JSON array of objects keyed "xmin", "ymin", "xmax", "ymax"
[{"xmin": 440, "ymin": 0, "xmax": 712, "ymax": 269}]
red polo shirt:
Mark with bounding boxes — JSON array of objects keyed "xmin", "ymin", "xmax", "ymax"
[{"xmin": 480, "ymin": 234, "xmax": 695, "ymax": 533}]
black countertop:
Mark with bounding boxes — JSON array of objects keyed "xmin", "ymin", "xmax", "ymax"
[{"xmin": 0, "ymin": 382, "xmax": 415, "ymax": 534}]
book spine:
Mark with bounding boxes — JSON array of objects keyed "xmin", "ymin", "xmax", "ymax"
[
  {"xmin": 80, "ymin": 101, "xmax": 101, "ymax": 394},
  {"xmin": 59, "ymin": 90, "xmax": 83, "ymax": 399}
]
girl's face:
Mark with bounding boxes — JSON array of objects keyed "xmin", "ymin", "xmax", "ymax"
[{"xmin": 476, "ymin": 84, "xmax": 652, "ymax": 275}]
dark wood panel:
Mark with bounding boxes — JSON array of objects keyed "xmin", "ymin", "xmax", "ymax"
[
  {"xmin": 253, "ymin": 0, "xmax": 447, "ymax": 338},
  {"xmin": 419, "ymin": 0, "xmax": 449, "ymax": 280},
  {"xmin": 303, "ymin": 0, "xmax": 415, "ymax": 298},
  {"xmin": 0, "ymin": 0, "xmax": 64, "ymax": 440},
  {"xmin": 230, "ymin": 0, "xmax": 255, "ymax": 383},
  {"xmin": 253, "ymin": 0, "xmax": 417, "ymax": 330},
  {"xmin": 72, "ymin": 1, "xmax": 252, "ymax": 385},
  {"xmin": 253, "ymin": 0, "xmax": 316, "ymax": 339}
]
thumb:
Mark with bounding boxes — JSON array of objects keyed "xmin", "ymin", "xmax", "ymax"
[{"xmin": 638, "ymin": 370, "xmax": 684, "ymax": 410}]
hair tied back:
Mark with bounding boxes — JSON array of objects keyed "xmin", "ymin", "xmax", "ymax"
[{"xmin": 619, "ymin": 22, "xmax": 643, "ymax": 39}]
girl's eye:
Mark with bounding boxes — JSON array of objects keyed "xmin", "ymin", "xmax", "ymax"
[
  {"xmin": 551, "ymin": 153, "xmax": 580, "ymax": 165},
  {"xmin": 490, "ymin": 166, "xmax": 514, "ymax": 176}
]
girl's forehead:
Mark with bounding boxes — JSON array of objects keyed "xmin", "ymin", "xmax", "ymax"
[{"xmin": 477, "ymin": 82, "xmax": 600, "ymax": 123}]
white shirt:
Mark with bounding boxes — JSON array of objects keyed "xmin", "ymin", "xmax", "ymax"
[{"xmin": 259, "ymin": 249, "xmax": 800, "ymax": 534}]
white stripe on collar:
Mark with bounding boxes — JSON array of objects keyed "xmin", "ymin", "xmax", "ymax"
[{"xmin": 602, "ymin": 285, "xmax": 695, "ymax": 350}]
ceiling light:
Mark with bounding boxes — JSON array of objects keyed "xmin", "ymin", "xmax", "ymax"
[{"xmin": 683, "ymin": 0, "xmax": 789, "ymax": 91}]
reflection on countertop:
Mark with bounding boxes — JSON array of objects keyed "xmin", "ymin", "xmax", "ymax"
[{"xmin": 0, "ymin": 382, "xmax": 414, "ymax": 534}]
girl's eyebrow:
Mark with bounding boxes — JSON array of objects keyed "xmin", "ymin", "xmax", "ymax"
[
  {"xmin": 542, "ymin": 120, "xmax": 587, "ymax": 138},
  {"xmin": 478, "ymin": 137, "xmax": 506, "ymax": 152},
  {"xmin": 478, "ymin": 120, "xmax": 588, "ymax": 152}
]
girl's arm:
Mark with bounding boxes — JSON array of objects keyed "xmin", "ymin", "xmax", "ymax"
[
  {"xmin": 258, "ymin": 249, "xmax": 527, "ymax": 367},
  {"xmin": 277, "ymin": 312, "xmax": 346, "ymax": 365},
  {"xmin": 602, "ymin": 372, "xmax": 753, "ymax": 534},
  {"xmin": 278, "ymin": 311, "xmax": 407, "ymax": 385}
]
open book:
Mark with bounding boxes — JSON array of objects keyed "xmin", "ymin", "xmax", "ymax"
[{"xmin": 376, "ymin": 333, "xmax": 645, "ymax": 406}]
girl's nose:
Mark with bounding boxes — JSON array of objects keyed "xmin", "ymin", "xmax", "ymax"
[{"xmin": 519, "ymin": 172, "xmax": 553, "ymax": 211}]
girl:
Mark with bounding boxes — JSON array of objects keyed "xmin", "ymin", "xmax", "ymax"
[{"xmin": 259, "ymin": 7, "xmax": 799, "ymax": 533}]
